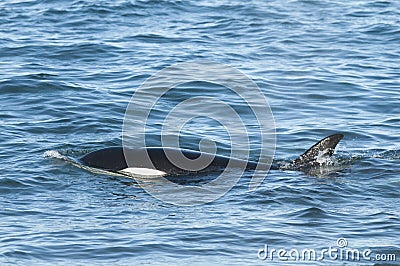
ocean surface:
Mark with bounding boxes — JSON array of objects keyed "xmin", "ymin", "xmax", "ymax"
[{"xmin": 1, "ymin": 0, "xmax": 399, "ymax": 265}]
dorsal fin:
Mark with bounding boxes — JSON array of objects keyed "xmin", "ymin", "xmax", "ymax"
[{"xmin": 293, "ymin": 134, "xmax": 343, "ymax": 167}]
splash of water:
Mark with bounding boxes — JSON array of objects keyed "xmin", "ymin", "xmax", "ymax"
[{"xmin": 43, "ymin": 150, "xmax": 66, "ymax": 160}]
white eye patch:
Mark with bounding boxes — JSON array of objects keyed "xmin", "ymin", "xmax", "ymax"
[{"xmin": 119, "ymin": 167, "xmax": 167, "ymax": 177}]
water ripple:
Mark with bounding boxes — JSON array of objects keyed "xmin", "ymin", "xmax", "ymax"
[{"xmin": 1, "ymin": 0, "xmax": 399, "ymax": 264}]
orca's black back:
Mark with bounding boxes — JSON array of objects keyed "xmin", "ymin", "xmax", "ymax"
[
  {"xmin": 79, "ymin": 147, "xmax": 259, "ymax": 175},
  {"xmin": 80, "ymin": 147, "xmax": 127, "ymax": 171}
]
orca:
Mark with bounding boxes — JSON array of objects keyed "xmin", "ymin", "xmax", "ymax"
[{"xmin": 79, "ymin": 134, "xmax": 343, "ymax": 177}]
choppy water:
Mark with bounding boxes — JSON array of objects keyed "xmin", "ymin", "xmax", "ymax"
[{"xmin": 1, "ymin": 0, "xmax": 399, "ymax": 265}]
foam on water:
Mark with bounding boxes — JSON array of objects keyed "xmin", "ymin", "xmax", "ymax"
[{"xmin": 43, "ymin": 150, "xmax": 66, "ymax": 160}]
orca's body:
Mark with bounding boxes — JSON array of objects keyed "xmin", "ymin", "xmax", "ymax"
[
  {"xmin": 80, "ymin": 147, "xmax": 273, "ymax": 176},
  {"xmin": 80, "ymin": 134, "xmax": 343, "ymax": 177}
]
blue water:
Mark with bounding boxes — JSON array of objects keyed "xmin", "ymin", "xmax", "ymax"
[{"xmin": 1, "ymin": 0, "xmax": 399, "ymax": 265}]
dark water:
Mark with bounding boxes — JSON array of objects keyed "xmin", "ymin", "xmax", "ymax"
[{"xmin": 1, "ymin": 0, "xmax": 399, "ymax": 265}]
